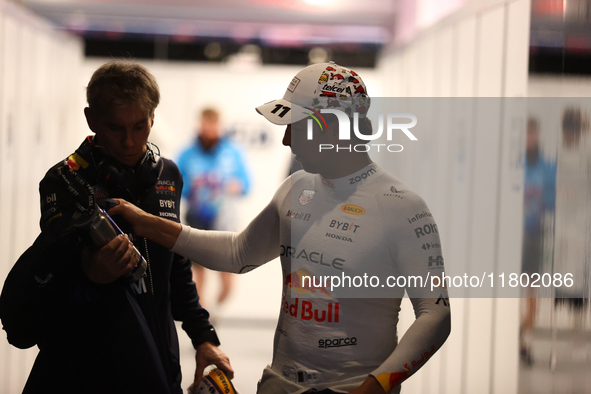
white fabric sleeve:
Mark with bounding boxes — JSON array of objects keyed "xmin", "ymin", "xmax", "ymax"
[
  {"xmin": 371, "ymin": 193, "xmax": 451, "ymax": 393},
  {"xmin": 171, "ymin": 178, "xmax": 289, "ymax": 274}
]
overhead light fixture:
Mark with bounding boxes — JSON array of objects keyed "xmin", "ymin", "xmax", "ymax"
[{"xmin": 204, "ymin": 42, "xmax": 222, "ymax": 59}]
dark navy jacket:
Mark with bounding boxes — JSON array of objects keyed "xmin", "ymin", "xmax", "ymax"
[{"xmin": 0, "ymin": 137, "xmax": 219, "ymax": 394}]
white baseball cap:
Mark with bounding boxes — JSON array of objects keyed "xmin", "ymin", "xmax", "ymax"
[{"xmin": 256, "ymin": 61, "xmax": 369, "ymax": 125}]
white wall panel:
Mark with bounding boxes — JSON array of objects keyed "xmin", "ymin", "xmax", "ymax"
[
  {"xmin": 0, "ymin": 3, "xmax": 84, "ymax": 392},
  {"xmin": 11, "ymin": 23, "xmax": 36, "ymax": 393},
  {"xmin": 402, "ymin": 49, "xmax": 413, "ymax": 97},
  {"xmin": 433, "ymin": 27, "xmax": 454, "ymax": 97},
  {"xmin": 491, "ymin": 1, "xmax": 531, "ymax": 387},
  {"xmin": 455, "ymin": 17, "xmax": 477, "ymax": 97},
  {"xmin": 14, "ymin": 24, "xmax": 35, "ymax": 260},
  {"xmin": 407, "ymin": 45, "xmax": 420, "ymax": 97},
  {"xmin": 0, "ymin": 14, "xmax": 21, "ymax": 391},
  {"xmin": 0, "ymin": 7, "xmax": 7, "ymax": 290},
  {"xmin": 489, "ymin": 98, "xmax": 525, "ymax": 394},
  {"xmin": 464, "ymin": 103, "xmax": 503, "ymax": 390},
  {"xmin": 416, "ymin": 36, "xmax": 436, "ymax": 97},
  {"xmin": 25, "ymin": 32, "xmax": 45, "ymax": 388},
  {"xmin": 464, "ymin": 7, "xmax": 506, "ymax": 393},
  {"xmin": 388, "ymin": 53, "xmax": 405, "ymax": 98},
  {"xmin": 0, "ymin": 7, "xmax": 8, "ymax": 390},
  {"xmin": 426, "ymin": 99, "xmax": 453, "ymax": 394},
  {"xmin": 34, "ymin": 33, "xmax": 53, "ymax": 179},
  {"xmin": 476, "ymin": 6, "xmax": 505, "ymax": 97},
  {"xmin": 0, "ymin": 14, "xmax": 18, "ymax": 290},
  {"xmin": 60, "ymin": 36, "xmax": 86, "ymax": 151},
  {"xmin": 382, "ymin": 53, "xmax": 398, "ymax": 96},
  {"xmin": 376, "ymin": 1, "xmax": 530, "ymax": 393},
  {"xmin": 504, "ymin": 0, "xmax": 531, "ymax": 97},
  {"xmin": 424, "ymin": 102, "xmax": 453, "ymax": 394},
  {"xmin": 444, "ymin": 99, "xmax": 476, "ymax": 394}
]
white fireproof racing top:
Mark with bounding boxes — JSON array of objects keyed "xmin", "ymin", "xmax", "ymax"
[{"xmin": 172, "ymin": 163, "xmax": 450, "ymax": 393}]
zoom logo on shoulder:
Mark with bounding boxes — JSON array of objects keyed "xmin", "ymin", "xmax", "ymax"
[{"xmin": 318, "ymin": 337, "xmax": 357, "ymax": 348}]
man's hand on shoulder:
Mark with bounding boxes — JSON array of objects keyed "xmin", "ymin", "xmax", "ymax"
[
  {"xmin": 191, "ymin": 342, "xmax": 234, "ymax": 388},
  {"xmin": 81, "ymin": 234, "xmax": 136, "ymax": 284},
  {"xmin": 347, "ymin": 375, "xmax": 386, "ymax": 394},
  {"xmin": 107, "ymin": 199, "xmax": 151, "ymax": 237}
]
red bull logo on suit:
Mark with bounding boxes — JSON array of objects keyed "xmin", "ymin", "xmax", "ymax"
[{"xmin": 284, "ymin": 268, "xmax": 331, "ymax": 296}]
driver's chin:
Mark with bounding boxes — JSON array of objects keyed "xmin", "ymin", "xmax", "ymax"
[{"xmin": 297, "ymin": 158, "xmax": 321, "ymax": 174}]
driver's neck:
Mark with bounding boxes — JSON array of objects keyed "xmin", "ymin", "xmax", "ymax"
[{"xmin": 318, "ymin": 152, "xmax": 373, "ymax": 179}]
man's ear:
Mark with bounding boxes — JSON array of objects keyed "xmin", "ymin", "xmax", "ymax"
[{"xmin": 84, "ymin": 107, "xmax": 97, "ymax": 133}]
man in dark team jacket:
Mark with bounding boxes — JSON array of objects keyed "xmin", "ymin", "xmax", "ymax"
[{"xmin": 0, "ymin": 60, "xmax": 233, "ymax": 393}]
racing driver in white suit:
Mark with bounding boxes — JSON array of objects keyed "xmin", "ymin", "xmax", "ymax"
[{"xmin": 110, "ymin": 62, "xmax": 451, "ymax": 394}]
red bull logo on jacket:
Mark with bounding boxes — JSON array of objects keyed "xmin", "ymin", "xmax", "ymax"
[{"xmin": 66, "ymin": 153, "xmax": 89, "ymax": 171}]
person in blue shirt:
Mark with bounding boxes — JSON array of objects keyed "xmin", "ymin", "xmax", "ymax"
[
  {"xmin": 523, "ymin": 118, "xmax": 556, "ymax": 246},
  {"xmin": 521, "ymin": 117, "xmax": 556, "ymax": 365},
  {"xmin": 177, "ymin": 108, "xmax": 251, "ymax": 307}
]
